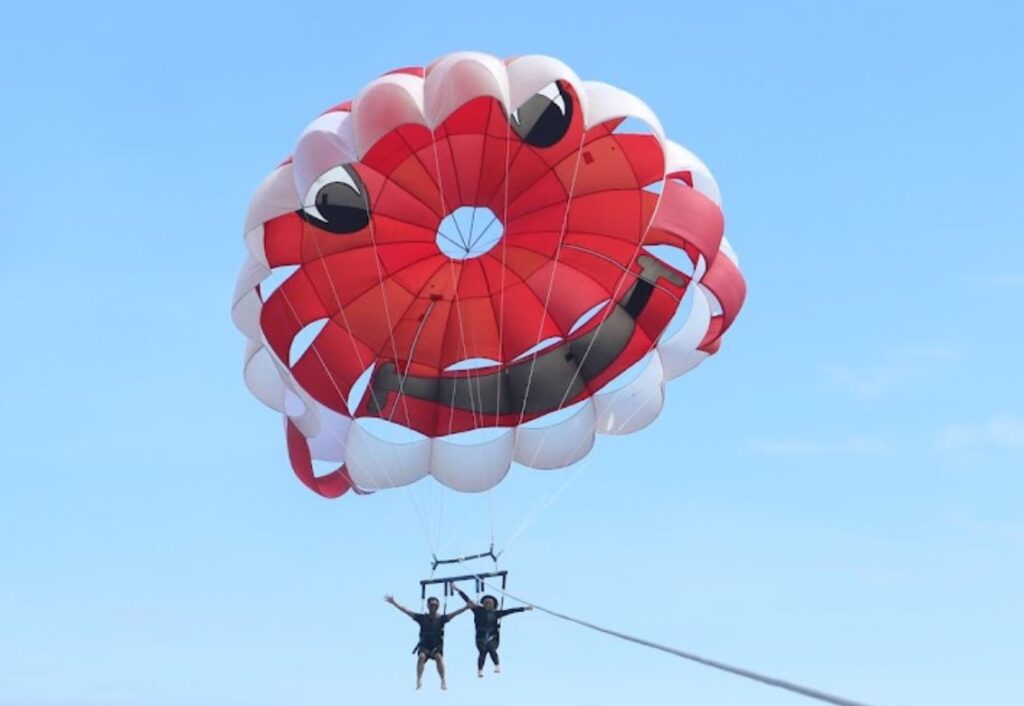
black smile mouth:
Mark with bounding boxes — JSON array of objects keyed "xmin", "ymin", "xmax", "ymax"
[{"xmin": 367, "ymin": 255, "xmax": 683, "ymax": 420}]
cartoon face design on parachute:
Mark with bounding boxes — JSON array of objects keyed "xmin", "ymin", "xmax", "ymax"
[{"xmin": 232, "ymin": 53, "xmax": 746, "ymax": 499}]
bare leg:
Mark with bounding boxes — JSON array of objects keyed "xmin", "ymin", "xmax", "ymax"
[
  {"xmin": 436, "ymin": 655, "xmax": 447, "ymax": 690},
  {"xmin": 416, "ymin": 653, "xmax": 426, "ymax": 689}
]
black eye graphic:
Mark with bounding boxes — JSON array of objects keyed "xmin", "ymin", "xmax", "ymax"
[
  {"xmin": 299, "ymin": 165, "xmax": 370, "ymax": 234},
  {"xmin": 512, "ymin": 81, "xmax": 574, "ymax": 148}
]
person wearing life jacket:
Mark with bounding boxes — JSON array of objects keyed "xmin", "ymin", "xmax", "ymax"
[
  {"xmin": 385, "ymin": 593, "xmax": 469, "ymax": 690},
  {"xmin": 454, "ymin": 587, "xmax": 532, "ymax": 677}
]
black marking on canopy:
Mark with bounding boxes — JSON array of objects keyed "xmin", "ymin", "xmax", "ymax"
[
  {"xmin": 298, "ymin": 165, "xmax": 370, "ymax": 234},
  {"xmin": 512, "ymin": 81, "xmax": 574, "ymax": 148}
]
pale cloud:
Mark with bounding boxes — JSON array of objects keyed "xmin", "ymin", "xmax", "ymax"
[
  {"xmin": 750, "ymin": 437, "xmax": 891, "ymax": 457},
  {"xmin": 821, "ymin": 562, "xmax": 920, "ymax": 587},
  {"xmin": 965, "ymin": 273, "xmax": 1024, "ymax": 290},
  {"xmin": 938, "ymin": 415, "xmax": 1024, "ymax": 452},
  {"xmin": 949, "ymin": 510, "xmax": 1024, "ymax": 544},
  {"xmin": 853, "ymin": 567, "xmax": 920, "ymax": 587},
  {"xmin": 823, "ymin": 343, "xmax": 965, "ymax": 399}
]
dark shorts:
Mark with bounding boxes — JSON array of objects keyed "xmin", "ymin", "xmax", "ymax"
[{"xmin": 416, "ymin": 643, "xmax": 444, "ymax": 659}]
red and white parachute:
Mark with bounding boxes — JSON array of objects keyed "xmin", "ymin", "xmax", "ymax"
[{"xmin": 231, "ymin": 52, "xmax": 745, "ymax": 500}]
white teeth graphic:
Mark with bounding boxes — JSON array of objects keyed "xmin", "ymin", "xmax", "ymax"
[
  {"xmin": 289, "ymin": 318, "xmax": 329, "ymax": 367},
  {"xmin": 511, "ymin": 336, "xmax": 564, "ymax": 362},
  {"xmin": 510, "ymin": 108, "xmax": 520, "ymax": 124},
  {"xmin": 444, "ymin": 358, "xmax": 501, "ymax": 372},
  {"xmin": 537, "ymin": 81, "xmax": 560, "ymax": 101},
  {"xmin": 348, "ymin": 364, "xmax": 376, "ymax": 415},
  {"xmin": 260, "ymin": 264, "xmax": 299, "ymax": 300},
  {"xmin": 569, "ymin": 300, "xmax": 610, "ymax": 334},
  {"xmin": 341, "ymin": 170, "xmax": 360, "ymax": 194},
  {"xmin": 537, "ymin": 82, "xmax": 566, "ymax": 114},
  {"xmin": 303, "ymin": 165, "xmax": 361, "ymax": 221}
]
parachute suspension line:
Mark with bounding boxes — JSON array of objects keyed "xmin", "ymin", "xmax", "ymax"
[
  {"xmin": 434, "ymin": 137, "xmax": 469, "ymax": 250},
  {"xmin": 562, "ymin": 243, "xmax": 682, "ymax": 301},
  {"xmin": 487, "ymin": 487, "xmax": 496, "ymax": 548},
  {"xmin": 459, "ymin": 101, "xmax": 497, "ymax": 427},
  {"xmin": 423, "ymin": 134, "xmax": 505, "ymax": 580},
  {"xmin": 465, "ymin": 116, "xmax": 490, "ymax": 253},
  {"xmin": 474, "ymin": 109, "xmax": 514, "ymax": 561},
  {"xmin": 435, "ymin": 497, "xmax": 489, "ymax": 556},
  {"xmin": 274, "ymin": 287, "xmax": 372, "ymax": 491},
  {"xmin": 447, "ymin": 249, "xmax": 483, "ymax": 433},
  {"xmin": 486, "ymin": 105, "xmax": 517, "ymax": 556},
  {"xmin": 383, "ymin": 298, "xmax": 446, "ymax": 552},
  {"xmin": 457, "ymin": 98, "xmax": 503, "ymax": 439},
  {"xmin": 380, "ymin": 298, "xmax": 436, "ymax": 422},
  {"xmin": 498, "ymin": 129, "xmax": 588, "ymax": 559},
  {"xmin": 461, "ymin": 89, "xmax": 500, "ymax": 538},
  {"xmin": 497, "ymin": 131, "xmax": 674, "ymax": 551},
  {"xmin": 466, "ymin": 213, "xmax": 501, "ymax": 253},
  {"xmin": 506, "ymin": 159, "xmax": 687, "ymax": 542},
  {"xmin": 384, "ymin": 298, "xmax": 436, "ymax": 428},
  {"xmin": 433, "ymin": 486, "xmax": 446, "ymax": 552},
  {"xmin": 516, "ymin": 129, "xmax": 588, "ymax": 426},
  {"xmin": 358, "ymin": 201, "xmax": 450, "ymax": 551},
  {"xmin": 275, "ymin": 286, "xmax": 436, "ymax": 554},
  {"xmin": 437, "ymin": 228, "xmax": 469, "ymax": 253},
  {"xmin": 497, "ymin": 458, "xmax": 590, "ymax": 558},
  {"xmin": 498, "ymin": 351, "xmax": 672, "ymax": 557},
  {"xmin": 523, "ymin": 135, "xmax": 675, "ymax": 472},
  {"xmin": 429, "ymin": 130, "xmax": 484, "ymax": 433},
  {"xmin": 369, "ymin": 299, "xmax": 439, "ymax": 556},
  {"xmin": 298, "ymin": 222, "xmax": 438, "ymax": 556},
  {"xmin": 483, "ymin": 584, "xmax": 877, "ymax": 706},
  {"xmin": 495, "ymin": 99, "xmax": 512, "ymax": 428},
  {"xmin": 495, "ymin": 130, "xmax": 590, "ymax": 553},
  {"xmin": 419, "ymin": 120, "xmax": 491, "ymax": 556},
  {"xmin": 505, "ymin": 140, "xmax": 704, "ymax": 548},
  {"xmin": 362, "ymin": 187, "xmax": 420, "ymax": 432}
]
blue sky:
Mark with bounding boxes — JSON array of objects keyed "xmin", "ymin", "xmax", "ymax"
[{"xmin": 1, "ymin": 2, "xmax": 1021, "ymax": 705}]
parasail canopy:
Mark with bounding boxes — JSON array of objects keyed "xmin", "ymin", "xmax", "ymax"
[{"xmin": 231, "ymin": 52, "xmax": 746, "ymax": 501}]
